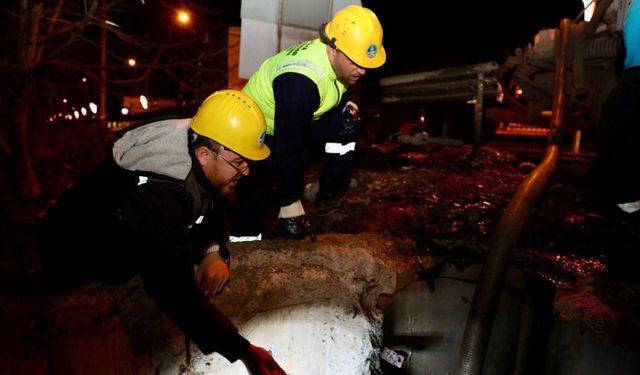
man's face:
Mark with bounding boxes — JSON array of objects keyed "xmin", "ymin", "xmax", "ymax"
[
  {"xmin": 329, "ymin": 48, "xmax": 366, "ymax": 86},
  {"xmin": 198, "ymin": 146, "xmax": 250, "ymax": 197}
]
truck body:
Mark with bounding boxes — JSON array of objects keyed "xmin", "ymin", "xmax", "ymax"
[{"xmin": 490, "ymin": 0, "xmax": 631, "ymax": 137}]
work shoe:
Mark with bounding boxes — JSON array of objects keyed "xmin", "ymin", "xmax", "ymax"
[{"xmin": 280, "ymin": 216, "xmax": 316, "ymax": 241}]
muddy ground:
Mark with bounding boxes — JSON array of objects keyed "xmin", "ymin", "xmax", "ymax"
[{"xmin": 2, "ymin": 122, "xmax": 640, "ymax": 354}]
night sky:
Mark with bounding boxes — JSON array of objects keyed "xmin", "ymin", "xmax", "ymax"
[
  {"xmin": 363, "ymin": 0, "xmax": 585, "ymax": 75},
  {"xmin": 123, "ymin": 0, "xmax": 585, "ymax": 77}
]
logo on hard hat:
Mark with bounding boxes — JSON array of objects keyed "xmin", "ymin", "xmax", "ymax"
[
  {"xmin": 257, "ymin": 130, "xmax": 266, "ymax": 146},
  {"xmin": 366, "ymin": 44, "xmax": 378, "ymax": 59}
]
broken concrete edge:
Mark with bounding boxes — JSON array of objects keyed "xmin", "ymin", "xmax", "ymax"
[{"xmin": 217, "ymin": 231, "xmax": 435, "ymax": 323}]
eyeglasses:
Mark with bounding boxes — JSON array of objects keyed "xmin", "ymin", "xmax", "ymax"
[{"xmin": 213, "ymin": 149, "xmax": 252, "ymax": 175}]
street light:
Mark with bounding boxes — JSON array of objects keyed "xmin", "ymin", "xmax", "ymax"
[
  {"xmin": 139, "ymin": 95, "xmax": 149, "ymax": 110},
  {"xmin": 176, "ymin": 9, "xmax": 190, "ymax": 26}
]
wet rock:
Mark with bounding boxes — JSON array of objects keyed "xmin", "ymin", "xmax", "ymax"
[{"xmin": 213, "ymin": 232, "xmax": 433, "ymax": 320}]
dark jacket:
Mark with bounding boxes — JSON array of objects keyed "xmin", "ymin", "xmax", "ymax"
[
  {"xmin": 38, "ymin": 118, "xmax": 248, "ymax": 361},
  {"xmin": 247, "ymin": 73, "xmax": 349, "ymax": 207}
]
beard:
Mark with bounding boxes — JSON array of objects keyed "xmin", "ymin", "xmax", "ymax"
[{"xmin": 217, "ymin": 176, "xmax": 239, "ymax": 197}]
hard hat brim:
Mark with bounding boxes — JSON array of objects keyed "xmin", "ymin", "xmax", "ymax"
[{"xmin": 236, "ymin": 144, "xmax": 271, "ymax": 161}]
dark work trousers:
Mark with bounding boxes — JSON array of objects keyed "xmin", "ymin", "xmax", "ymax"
[
  {"xmin": 230, "ymin": 115, "xmax": 357, "ymax": 238},
  {"xmin": 596, "ymin": 66, "xmax": 640, "ymax": 205}
]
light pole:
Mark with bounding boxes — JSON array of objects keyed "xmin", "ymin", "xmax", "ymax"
[{"xmin": 99, "ymin": 1, "xmax": 107, "ymax": 127}]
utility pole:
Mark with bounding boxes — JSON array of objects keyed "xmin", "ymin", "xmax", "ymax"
[{"xmin": 99, "ymin": 1, "xmax": 107, "ymax": 127}]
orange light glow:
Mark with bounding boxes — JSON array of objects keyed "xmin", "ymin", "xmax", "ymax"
[
  {"xmin": 515, "ymin": 86, "xmax": 524, "ymax": 98},
  {"xmin": 176, "ymin": 10, "xmax": 191, "ymax": 25}
]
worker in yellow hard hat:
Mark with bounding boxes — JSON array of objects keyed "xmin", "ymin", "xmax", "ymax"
[
  {"xmin": 37, "ymin": 90, "xmax": 286, "ymax": 375},
  {"xmin": 232, "ymin": 4, "xmax": 386, "ymax": 241}
]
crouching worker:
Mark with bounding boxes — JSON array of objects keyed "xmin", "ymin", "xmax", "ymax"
[
  {"xmin": 231, "ymin": 5, "xmax": 386, "ymax": 242},
  {"xmin": 37, "ymin": 90, "xmax": 286, "ymax": 375}
]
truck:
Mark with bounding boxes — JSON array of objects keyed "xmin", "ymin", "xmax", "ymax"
[{"xmin": 489, "ymin": 0, "xmax": 630, "ymax": 140}]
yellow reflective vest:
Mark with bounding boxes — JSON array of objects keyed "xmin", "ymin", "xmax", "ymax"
[{"xmin": 243, "ymin": 39, "xmax": 347, "ymax": 135}]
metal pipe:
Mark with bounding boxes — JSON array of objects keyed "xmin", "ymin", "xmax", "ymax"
[
  {"xmin": 381, "ymin": 89, "xmax": 499, "ymax": 104},
  {"xmin": 99, "ymin": 2, "xmax": 107, "ymax": 128},
  {"xmin": 381, "ymin": 79, "xmax": 499, "ymax": 104},
  {"xmin": 454, "ymin": 18, "xmax": 571, "ymax": 375},
  {"xmin": 473, "ymin": 72, "xmax": 485, "ymax": 155},
  {"xmin": 379, "ymin": 62, "xmax": 499, "ymax": 87},
  {"xmin": 381, "ymin": 77, "xmax": 498, "ymax": 97},
  {"xmin": 573, "ymin": 21, "xmax": 588, "ymax": 94},
  {"xmin": 277, "ymin": 0, "xmax": 284, "ymax": 52}
]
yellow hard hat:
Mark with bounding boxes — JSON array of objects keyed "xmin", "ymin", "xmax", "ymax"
[
  {"xmin": 190, "ymin": 90, "xmax": 270, "ymax": 161},
  {"xmin": 321, "ymin": 5, "xmax": 386, "ymax": 69}
]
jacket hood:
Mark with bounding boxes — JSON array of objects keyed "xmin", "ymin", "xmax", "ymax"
[{"xmin": 112, "ymin": 118, "xmax": 193, "ymax": 180}]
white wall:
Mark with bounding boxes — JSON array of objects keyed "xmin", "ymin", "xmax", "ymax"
[{"xmin": 239, "ymin": 0, "xmax": 362, "ymax": 79}]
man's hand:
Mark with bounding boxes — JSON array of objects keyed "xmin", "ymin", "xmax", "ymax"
[
  {"xmin": 196, "ymin": 252, "xmax": 229, "ymax": 296},
  {"xmin": 338, "ymin": 100, "xmax": 360, "ymax": 139},
  {"xmin": 241, "ymin": 344, "xmax": 287, "ymax": 375}
]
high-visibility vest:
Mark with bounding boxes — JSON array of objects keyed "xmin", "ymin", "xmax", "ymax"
[{"xmin": 243, "ymin": 39, "xmax": 347, "ymax": 135}]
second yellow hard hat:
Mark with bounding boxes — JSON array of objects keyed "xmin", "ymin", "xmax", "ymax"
[{"xmin": 322, "ymin": 5, "xmax": 386, "ymax": 69}]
